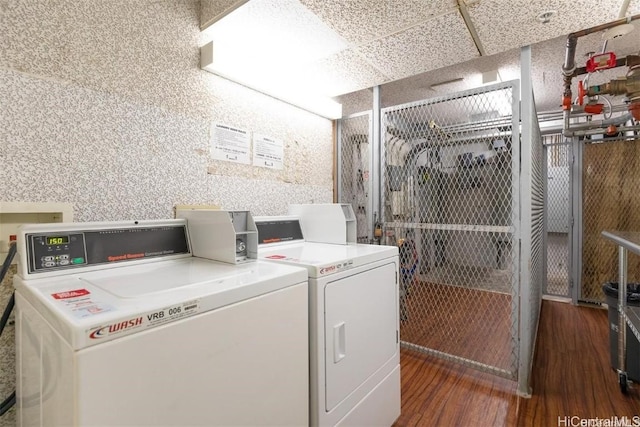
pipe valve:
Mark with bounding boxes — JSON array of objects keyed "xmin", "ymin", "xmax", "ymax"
[{"xmin": 584, "ymin": 56, "xmax": 640, "ymax": 120}]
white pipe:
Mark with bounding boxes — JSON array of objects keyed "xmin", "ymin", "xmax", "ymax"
[
  {"xmin": 562, "ymin": 113, "xmax": 633, "ymax": 136},
  {"xmin": 538, "ymin": 104, "xmax": 630, "ymax": 122},
  {"xmin": 619, "ymin": 0, "xmax": 631, "ymax": 19},
  {"xmin": 568, "ymin": 125, "xmax": 640, "ymax": 137}
]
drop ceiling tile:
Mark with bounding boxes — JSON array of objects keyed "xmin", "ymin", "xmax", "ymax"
[
  {"xmin": 299, "ymin": 0, "xmax": 456, "ymax": 45},
  {"xmin": 467, "ymin": 0, "xmax": 625, "ymax": 56},
  {"xmin": 627, "ymin": 0, "xmax": 640, "ymax": 14},
  {"xmin": 300, "ymin": 49, "xmax": 392, "ymax": 97},
  {"xmin": 356, "ymin": 11, "xmax": 480, "ymax": 81}
]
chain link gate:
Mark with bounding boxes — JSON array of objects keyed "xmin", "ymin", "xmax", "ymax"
[
  {"xmin": 380, "ymin": 82, "xmax": 521, "ymax": 379},
  {"xmin": 581, "ymin": 138, "xmax": 640, "ymax": 303},
  {"xmin": 544, "ymin": 135, "xmax": 571, "ymax": 297},
  {"xmin": 337, "ymin": 112, "xmax": 372, "ymax": 243}
]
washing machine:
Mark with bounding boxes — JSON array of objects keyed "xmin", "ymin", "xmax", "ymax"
[
  {"xmin": 14, "ymin": 215, "xmax": 309, "ymax": 426},
  {"xmin": 255, "ymin": 204, "xmax": 401, "ymax": 427}
]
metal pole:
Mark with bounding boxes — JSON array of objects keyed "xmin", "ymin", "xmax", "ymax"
[
  {"xmin": 367, "ymin": 112, "xmax": 374, "ymax": 243},
  {"xmin": 618, "ymin": 245, "xmax": 628, "ymax": 377},
  {"xmin": 571, "ymin": 136, "xmax": 583, "ymax": 304},
  {"xmin": 517, "ymin": 45, "xmax": 533, "ymax": 397},
  {"xmin": 510, "ymin": 80, "xmax": 522, "ymax": 387},
  {"xmin": 542, "ymin": 144, "xmax": 549, "ymax": 295},
  {"xmin": 372, "ymin": 86, "xmax": 382, "ymax": 242},
  {"xmin": 336, "ymin": 119, "xmax": 343, "ymax": 203}
]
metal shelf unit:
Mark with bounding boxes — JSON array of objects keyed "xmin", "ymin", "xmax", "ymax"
[
  {"xmin": 626, "ymin": 306, "xmax": 640, "ymax": 343},
  {"xmin": 601, "ymin": 230, "xmax": 640, "ymax": 393}
]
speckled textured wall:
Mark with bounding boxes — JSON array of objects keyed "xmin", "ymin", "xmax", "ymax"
[
  {"xmin": 0, "ymin": 1, "xmax": 333, "ymax": 424},
  {"xmin": 0, "ymin": 0, "xmax": 333, "ymax": 221}
]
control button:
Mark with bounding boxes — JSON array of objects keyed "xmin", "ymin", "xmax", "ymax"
[
  {"xmin": 71, "ymin": 257, "xmax": 85, "ymax": 265},
  {"xmin": 59, "ymin": 254, "xmax": 70, "ymax": 260},
  {"xmin": 44, "ymin": 261, "xmax": 55, "ymax": 268},
  {"xmin": 59, "ymin": 260, "xmax": 70, "ymax": 266},
  {"xmin": 43, "ymin": 256, "xmax": 54, "ymax": 262}
]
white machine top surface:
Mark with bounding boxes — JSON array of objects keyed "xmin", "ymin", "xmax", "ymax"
[
  {"xmin": 15, "ymin": 257, "xmax": 307, "ymax": 350},
  {"xmin": 258, "ymin": 241, "xmax": 398, "ymax": 278}
]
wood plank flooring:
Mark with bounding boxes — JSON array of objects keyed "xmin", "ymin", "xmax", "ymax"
[
  {"xmin": 401, "ymin": 281, "xmax": 513, "ymax": 371},
  {"xmin": 394, "ymin": 300, "xmax": 640, "ymax": 426}
]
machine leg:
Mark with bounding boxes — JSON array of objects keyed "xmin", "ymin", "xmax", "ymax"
[{"xmin": 619, "ymin": 371, "xmax": 629, "ymax": 394}]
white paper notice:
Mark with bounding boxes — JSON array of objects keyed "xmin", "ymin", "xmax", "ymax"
[
  {"xmin": 253, "ymin": 134, "xmax": 284, "ymax": 169},
  {"xmin": 211, "ymin": 123, "xmax": 251, "ymax": 164}
]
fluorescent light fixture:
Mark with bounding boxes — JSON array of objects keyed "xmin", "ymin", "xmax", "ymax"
[
  {"xmin": 199, "ymin": 0, "xmax": 345, "ymax": 119},
  {"xmin": 201, "ymin": 42, "xmax": 342, "ymax": 119}
]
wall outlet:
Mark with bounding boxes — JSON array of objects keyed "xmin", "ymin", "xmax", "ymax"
[{"xmin": 0, "ymin": 202, "xmax": 73, "ymax": 263}]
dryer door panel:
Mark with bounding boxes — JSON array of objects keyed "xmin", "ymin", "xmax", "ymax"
[{"xmin": 324, "ymin": 262, "xmax": 398, "ymax": 411}]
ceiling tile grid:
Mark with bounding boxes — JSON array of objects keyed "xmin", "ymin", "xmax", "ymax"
[
  {"xmin": 355, "ymin": 10, "xmax": 480, "ymax": 81},
  {"xmin": 466, "ymin": 0, "xmax": 626, "ymax": 56},
  {"xmin": 299, "ymin": 0, "xmax": 457, "ymax": 46},
  {"xmin": 202, "ymin": 0, "xmax": 640, "ymax": 113}
]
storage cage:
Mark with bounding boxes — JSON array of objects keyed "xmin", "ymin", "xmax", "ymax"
[
  {"xmin": 337, "ymin": 112, "xmax": 373, "ymax": 243},
  {"xmin": 338, "ymin": 72, "xmax": 544, "ymax": 396},
  {"xmin": 577, "ymin": 137, "xmax": 640, "ymax": 303},
  {"xmin": 543, "ymin": 135, "xmax": 571, "ymax": 297}
]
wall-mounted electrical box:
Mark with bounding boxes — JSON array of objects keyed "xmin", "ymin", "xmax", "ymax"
[
  {"xmin": 288, "ymin": 203, "xmax": 357, "ymax": 245},
  {"xmin": 176, "ymin": 209, "xmax": 257, "ymax": 264},
  {"xmin": 0, "ymin": 202, "xmax": 74, "ymax": 263}
]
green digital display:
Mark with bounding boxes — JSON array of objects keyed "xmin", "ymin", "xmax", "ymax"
[{"xmin": 46, "ymin": 236, "xmax": 69, "ymax": 245}]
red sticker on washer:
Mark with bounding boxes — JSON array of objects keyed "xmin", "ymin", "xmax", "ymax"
[
  {"xmin": 266, "ymin": 255, "xmax": 287, "ymax": 259},
  {"xmin": 52, "ymin": 289, "xmax": 90, "ymax": 299}
]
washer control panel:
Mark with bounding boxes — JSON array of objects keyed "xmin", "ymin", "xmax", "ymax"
[
  {"xmin": 31, "ymin": 233, "xmax": 87, "ymax": 271},
  {"xmin": 26, "ymin": 225, "xmax": 190, "ymax": 274}
]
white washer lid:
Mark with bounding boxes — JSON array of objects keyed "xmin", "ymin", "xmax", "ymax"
[
  {"xmin": 82, "ymin": 258, "xmax": 257, "ymax": 298},
  {"xmin": 14, "ymin": 257, "xmax": 307, "ymax": 350}
]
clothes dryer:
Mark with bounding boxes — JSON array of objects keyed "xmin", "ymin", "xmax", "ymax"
[{"xmin": 255, "ymin": 208, "xmax": 400, "ymax": 427}]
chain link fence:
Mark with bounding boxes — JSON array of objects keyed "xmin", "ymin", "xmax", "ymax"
[
  {"xmin": 544, "ymin": 135, "xmax": 571, "ymax": 297},
  {"xmin": 581, "ymin": 138, "xmax": 640, "ymax": 303},
  {"xmin": 336, "ymin": 78, "xmax": 545, "ymax": 393},
  {"xmin": 518, "ymin": 88, "xmax": 544, "ymax": 396},
  {"xmin": 337, "ymin": 112, "xmax": 372, "ymax": 243},
  {"xmin": 380, "ymin": 83, "xmax": 520, "ymax": 378}
]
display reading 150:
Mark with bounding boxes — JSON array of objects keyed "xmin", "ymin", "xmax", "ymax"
[{"xmin": 46, "ymin": 236, "xmax": 69, "ymax": 245}]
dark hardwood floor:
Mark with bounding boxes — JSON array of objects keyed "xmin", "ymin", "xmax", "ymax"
[
  {"xmin": 394, "ymin": 300, "xmax": 640, "ymax": 426},
  {"xmin": 401, "ymin": 281, "xmax": 513, "ymax": 372}
]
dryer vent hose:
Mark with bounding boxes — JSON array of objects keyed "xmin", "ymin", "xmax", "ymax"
[{"xmin": 0, "ymin": 242, "xmax": 17, "ymax": 417}]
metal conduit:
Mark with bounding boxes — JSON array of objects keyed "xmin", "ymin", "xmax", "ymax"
[
  {"xmin": 562, "ymin": 13, "xmax": 640, "ymax": 131},
  {"xmin": 568, "ymin": 124, "xmax": 640, "ymax": 137}
]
